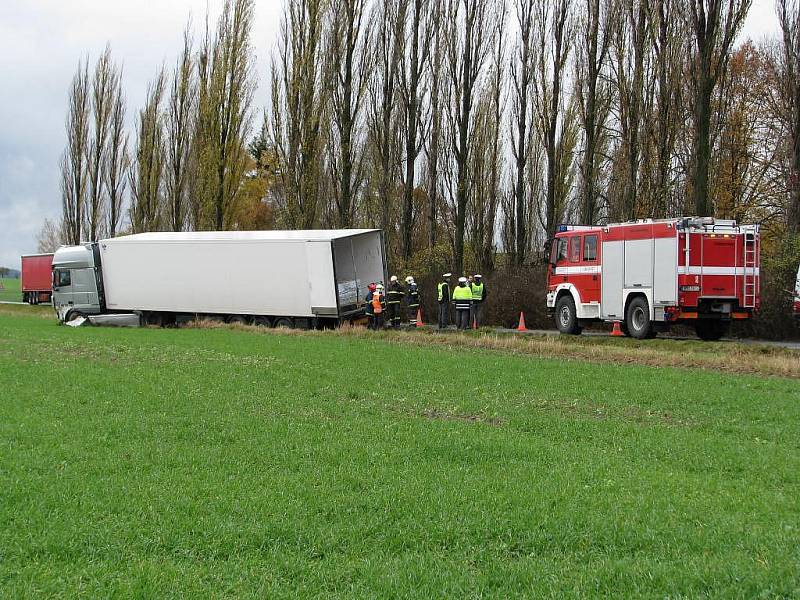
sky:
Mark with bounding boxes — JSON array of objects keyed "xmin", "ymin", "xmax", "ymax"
[{"xmin": 0, "ymin": 0, "xmax": 782, "ymax": 270}]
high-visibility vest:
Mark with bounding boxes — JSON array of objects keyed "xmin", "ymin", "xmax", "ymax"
[
  {"xmin": 437, "ymin": 282, "xmax": 449, "ymax": 302},
  {"xmin": 470, "ymin": 282, "xmax": 484, "ymax": 301},
  {"xmin": 372, "ymin": 294, "xmax": 383, "ymax": 314},
  {"xmin": 453, "ymin": 285, "xmax": 472, "ymax": 306}
]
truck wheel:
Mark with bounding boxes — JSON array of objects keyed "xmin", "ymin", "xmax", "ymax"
[
  {"xmin": 273, "ymin": 317, "xmax": 293, "ymax": 329},
  {"xmin": 695, "ymin": 320, "xmax": 728, "ymax": 341},
  {"xmin": 227, "ymin": 315, "xmax": 249, "ymax": 326},
  {"xmin": 253, "ymin": 316, "xmax": 271, "ymax": 327},
  {"xmin": 555, "ymin": 295, "xmax": 582, "ymax": 335},
  {"xmin": 626, "ymin": 297, "xmax": 652, "ymax": 340}
]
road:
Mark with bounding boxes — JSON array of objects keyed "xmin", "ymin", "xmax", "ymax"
[
  {"xmin": 2, "ymin": 301, "xmax": 798, "ymax": 350},
  {"xmin": 493, "ymin": 326, "xmax": 800, "ymax": 351}
]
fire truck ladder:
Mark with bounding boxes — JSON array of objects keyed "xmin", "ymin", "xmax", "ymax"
[{"xmin": 743, "ymin": 230, "xmax": 757, "ymax": 309}]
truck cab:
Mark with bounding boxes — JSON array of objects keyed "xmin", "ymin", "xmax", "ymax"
[{"xmin": 51, "ymin": 244, "xmax": 101, "ymax": 322}]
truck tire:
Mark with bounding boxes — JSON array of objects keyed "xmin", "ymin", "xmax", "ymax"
[
  {"xmin": 555, "ymin": 295, "xmax": 582, "ymax": 335},
  {"xmin": 253, "ymin": 316, "xmax": 271, "ymax": 327},
  {"xmin": 273, "ymin": 317, "xmax": 293, "ymax": 329},
  {"xmin": 227, "ymin": 315, "xmax": 249, "ymax": 326},
  {"xmin": 695, "ymin": 320, "xmax": 728, "ymax": 341},
  {"xmin": 626, "ymin": 296, "xmax": 652, "ymax": 340}
]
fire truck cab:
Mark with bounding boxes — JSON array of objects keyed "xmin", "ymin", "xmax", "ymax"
[{"xmin": 547, "ymin": 217, "xmax": 760, "ymax": 340}]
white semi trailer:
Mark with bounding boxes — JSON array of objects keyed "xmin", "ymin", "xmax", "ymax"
[{"xmin": 51, "ymin": 229, "xmax": 387, "ymax": 328}]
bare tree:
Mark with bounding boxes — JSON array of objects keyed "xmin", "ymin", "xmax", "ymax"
[
  {"xmin": 575, "ymin": 0, "xmax": 613, "ymax": 224},
  {"xmin": 470, "ymin": 9, "xmax": 506, "ymax": 272},
  {"xmin": 197, "ymin": 0, "xmax": 255, "ymax": 230},
  {"xmin": 444, "ymin": 0, "xmax": 501, "ymax": 274},
  {"xmin": 165, "ymin": 27, "xmax": 196, "ymax": 231},
  {"xmin": 326, "ymin": 0, "xmax": 371, "ymax": 228},
  {"xmin": 646, "ymin": 0, "xmax": 683, "ymax": 217},
  {"xmin": 129, "ymin": 69, "xmax": 166, "ymax": 233},
  {"xmin": 37, "ymin": 218, "xmax": 65, "ymax": 253},
  {"xmin": 61, "ymin": 59, "xmax": 90, "ymax": 245},
  {"xmin": 533, "ymin": 0, "xmax": 576, "ymax": 243},
  {"xmin": 105, "ymin": 68, "xmax": 129, "ymax": 237},
  {"xmin": 367, "ymin": 0, "xmax": 404, "ymax": 251},
  {"xmin": 612, "ymin": 0, "xmax": 649, "ymax": 221},
  {"xmin": 85, "ymin": 46, "xmax": 118, "ymax": 241},
  {"xmin": 778, "ymin": 0, "xmax": 800, "ymax": 232},
  {"xmin": 270, "ymin": 0, "xmax": 330, "ymax": 229},
  {"xmin": 424, "ymin": 3, "xmax": 444, "ymax": 248},
  {"xmin": 506, "ymin": 0, "xmax": 538, "ymax": 265},
  {"xmin": 399, "ymin": 0, "xmax": 435, "ymax": 259},
  {"xmin": 686, "ymin": 0, "xmax": 751, "ymax": 216}
]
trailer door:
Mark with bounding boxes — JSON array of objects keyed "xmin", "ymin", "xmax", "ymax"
[{"xmin": 332, "ymin": 233, "xmax": 385, "ymax": 315}]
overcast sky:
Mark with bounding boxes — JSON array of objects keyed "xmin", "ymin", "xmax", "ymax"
[{"xmin": 0, "ymin": 0, "xmax": 782, "ymax": 270}]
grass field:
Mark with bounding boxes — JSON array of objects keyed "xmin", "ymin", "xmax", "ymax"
[
  {"xmin": 0, "ymin": 277, "xmax": 20, "ymax": 302},
  {"xmin": 1, "ymin": 307, "xmax": 799, "ymax": 597}
]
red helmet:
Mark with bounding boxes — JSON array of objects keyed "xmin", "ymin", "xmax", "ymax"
[{"xmin": 368, "ymin": 282, "xmax": 377, "ymax": 292}]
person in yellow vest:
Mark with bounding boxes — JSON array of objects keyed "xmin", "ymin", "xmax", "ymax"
[
  {"xmin": 437, "ymin": 273, "xmax": 452, "ymax": 329},
  {"xmin": 452, "ymin": 276, "xmax": 473, "ymax": 330},
  {"xmin": 372, "ymin": 284, "xmax": 385, "ymax": 329},
  {"xmin": 386, "ymin": 275, "xmax": 404, "ymax": 329},
  {"xmin": 469, "ymin": 274, "xmax": 487, "ymax": 328}
]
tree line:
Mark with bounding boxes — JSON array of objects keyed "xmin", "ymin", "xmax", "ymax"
[{"xmin": 50, "ymin": 0, "xmax": 800, "ymax": 279}]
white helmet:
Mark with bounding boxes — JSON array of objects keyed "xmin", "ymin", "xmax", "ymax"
[
  {"xmin": 376, "ymin": 283, "xmax": 384, "ymax": 290},
  {"xmin": 443, "ymin": 272, "xmax": 452, "ymax": 278},
  {"xmin": 474, "ymin": 274, "xmax": 482, "ymax": 279},
  {"xmin": 390, "ymin": 275, "xmax": 398, "ymax": 282},
  {"xmin": 458, "ymin": 276, "xmax": 468, "ymax": 283},
  {"xmin": 405, "ymin": 276, "xmax": 414, "ymax": 284}
]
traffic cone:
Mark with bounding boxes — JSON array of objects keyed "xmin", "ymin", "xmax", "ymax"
[
  {"xmin": 416, "ymin": 308, "xmax": 424, "ymax": 328},
  {"xmin": 516, "ymin": 312, "xmax": 527, "ymax": 332},
  {"xmin": 610, "ymin": 321, "xmax": 624, "ymax": 337}
]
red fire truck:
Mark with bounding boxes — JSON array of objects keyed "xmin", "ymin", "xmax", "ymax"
[{"xmin": 546, "ymin": 217, "xmax": 760, "ymax": 340}]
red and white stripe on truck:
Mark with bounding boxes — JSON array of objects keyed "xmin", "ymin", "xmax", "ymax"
[{"xmin": 547, "ymin": 218, "xmax": 760, "ymax": 339}]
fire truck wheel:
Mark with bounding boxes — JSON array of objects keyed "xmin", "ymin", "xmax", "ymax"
[
  {"xmin": 695, "ymin": 320, "xmax": 728, "ymax": 341},
  {"xmin": 626, "ymin": 296, "xmax": 652, "ymax": 340},
  {"xmin": 555, "ymin": 295, "xmax": 582, "ymax": 335}
]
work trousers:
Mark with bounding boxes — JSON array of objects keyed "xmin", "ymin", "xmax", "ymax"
[
  {"xmin": 373, "ymin": 313, "xmax": 384, "ymax": 329},
  {"xmin": 387, "ymin": 302, "xmax": 401, "ymax": 328},
  {"xmin": 469, "ymin": 302, "xmax": 484, "ymax": 328},
  {"xmin": 408, "ymin": 304, "xmax": 420, "ymax": 326},
  {"xmin": 366, "ymin": 313, "xmax": 374, "ymax": 330},
  {"xmin": 438, "ymin": 303, "xmax": 449, "ymax": 329},
  {"xmin": 456, "ymin": 308, "xmax": 471, "ymax": 330}
]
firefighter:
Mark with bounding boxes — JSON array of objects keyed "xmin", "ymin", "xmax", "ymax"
[
  {"xmin": 452, "ymin": 276, "xmax": 473, "ymax": 330},
  {"xmin": 372, "ymin": 284, "xmax": 385, "ymax": 329},
  {"xmin": 469, "ymin": 274, "xmax": 487, "ymax": 328},
  {"xmin": 386, "ymin": 275, "xmax": 405, "ymax": 329},
  {"xmin": 365, "ymin": 282, "xmax": 377, "ymax": 329},
  {"xmin": 437, "ymin": 273, "xmax": 452, "ymax": 329},
  {"xmin": 406, "ymin": 276, "xmax": 420, "ymax": 326}
]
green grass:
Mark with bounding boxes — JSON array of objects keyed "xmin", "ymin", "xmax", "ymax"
[
  {"xmin": 1, "ymin": 311, "xmax": 799, "ymax": 598},
  {"xmin": 0, "ymin": 277, "xmax": 20, "ymax": 302}
]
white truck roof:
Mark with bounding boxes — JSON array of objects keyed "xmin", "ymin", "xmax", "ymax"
[{"xmin": 102, "ymin": 230, "xmax": 380, "ymax": 243}]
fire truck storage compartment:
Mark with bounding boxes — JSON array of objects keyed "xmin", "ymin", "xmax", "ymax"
[{"xmin": 601, "ymin": 225, "xmax": 678, "ymax": 320}]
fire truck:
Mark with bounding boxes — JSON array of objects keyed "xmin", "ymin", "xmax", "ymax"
[{"xmin": 546, "ymin": 217, "xmax": 760, "ymax": 340}]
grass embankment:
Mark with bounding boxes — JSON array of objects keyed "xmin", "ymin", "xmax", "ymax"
[
  {"xmin": 0, "ymin": 277, "xmax": 20, "ymax": 302},
  {"xmin": 1, "ymin": 308, "xmax": 799, "ymax": 597}
]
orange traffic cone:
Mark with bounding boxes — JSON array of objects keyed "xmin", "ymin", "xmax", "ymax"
[
  {"xmin": 610, "ymin": 321, "xmax": 624, "ymax": 337},
  {"xmin": 516, "ymin": 312, "xmax": 527, "ymax": 332},
  {"xmin": 416, "ymin": 308, "xmax": 424, "ymax": 328}
]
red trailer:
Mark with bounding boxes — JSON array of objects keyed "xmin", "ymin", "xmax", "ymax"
[
  {"xmin": 547, "ymin": 218, "xmax": 760, "ymax": 340},
  {"xmin": 21, "ymin": 253, "xmax": 54, "ymax": 304}
]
